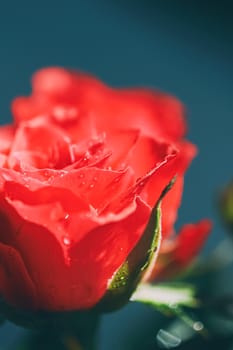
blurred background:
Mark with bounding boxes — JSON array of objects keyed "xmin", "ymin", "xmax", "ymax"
[{"xmin": 0, "ymin": 0, "xmax": 232, "ymax": 349}]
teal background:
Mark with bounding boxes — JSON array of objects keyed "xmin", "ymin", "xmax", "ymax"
[{"xmin": 0, "ymin": 0, "xmax": 232, "ymax": 348}]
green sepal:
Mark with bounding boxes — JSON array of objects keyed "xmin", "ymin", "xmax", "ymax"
[{"xmin": 96, "ymin": 178, "xmax": 175, "ymax": 312}]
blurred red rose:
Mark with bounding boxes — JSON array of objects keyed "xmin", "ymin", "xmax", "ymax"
[
  {"xmin": 0, "ymin": 68, "xmax": 210, "ymax": 311},
  {"xmin": 148, "ymin": 219, "xmax": 212, "ymax": 280}
]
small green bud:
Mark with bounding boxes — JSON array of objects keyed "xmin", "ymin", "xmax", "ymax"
[{"xmin": 219, "ymin": 181, "xmax": 233, "ymax": 234}]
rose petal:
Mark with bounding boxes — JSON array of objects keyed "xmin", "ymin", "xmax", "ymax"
[
  {"xmin": 12, "ymin": 96, "xmax": 52, "ymax": 123},
  {"xmin": 0, "ymin": 241, "xmax": 37, "ymax": 309},
  {"xmin": 0, "ymin": 125, "xmax": 15, "ymax": 155},
  {"xmin": 128, "ymin": 135, "xmax": 175, "ymax": 179},
  {"xmin": 51, "ymin": 167, "xmax": 134, "ymax": 213},
  {"xmin": 146, "ymin": 219, "xmax": 212, "ymax": 281},
  {"xmin": 106, "ymin": 129, "xmax": 140, "ymax": 170},
  {"xmin": 0, "ymin": 192, "xmax": 151, "ymax": 311},
  {"xmin": 68, "ymin": 197, "xmax": 151, "ymax": 309},
  {"xmin": 143, "ymin": 140, "xmax": 197, "ymax": 236},
  {"xmin": 3, "ymin": 180, "xmax": 88, "ymax": 211},
  {"xmin": 12, "ymin": 68, "xmax": 186, "ymax": 143},
  {"xmin": 9, "ymin": 117, "xmax": 72, "ymax": 169},
  {"xmin": 173, "ymin": 219, "xmax": 212, "ymax": 264},
  {"xmin": 32, "ymin": 67, "xmax": 75, "ymax": 96},
  {"xmin": 70, "ymin": 71, "xmax": 186, "ymax": 141},
  {"xmin": 110, "ymin": 140, "xmax": 177, "ymax": 215}
]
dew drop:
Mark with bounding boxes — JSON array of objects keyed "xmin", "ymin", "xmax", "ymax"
[
  {"xmin": 93, "ymin": 176, "xmax": 98, "ymax": 182},
  {"xmin": 64, "ymin": 213, "xmax": 70, "ymax": 220},
  {"xmin": 61, "ymin": 214, "xmax": 70, "ymax": 229},
  {"xmin": 79, "ymin": 173, "xmax": 84, "ymax": 179},
  {"xmin": 89, "ymin": 183, "xmax": 94, "ymax": 189},
  {"xmin": 156, "ymin": 329, "xmax": 181, "ymax": 349},
  {"xmin": 63, "ymin": 236, "xmax": 71, "ymax": 246},
  {"xmin": 193, "ymin": 321, "xmax": 204, "ymax": 332}
]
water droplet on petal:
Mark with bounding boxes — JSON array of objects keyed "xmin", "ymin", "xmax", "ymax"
[
  {"xmin": 79, "ymin": 173, "xmax": 84, "ymax": 179},
  {"xmin": 64, "ymin": 213, "xmax": 70, "ymax": 220},
  {"xmin": 57, "ymin": 213, "xmax": 70, "ymax": 230},
  {"xmin": 63, "ymin": 236, "xmax": 71, "ymax": 246},
  {"xmin": 89, "ymin": 183, "xmax": 94, "ymax": 189}
]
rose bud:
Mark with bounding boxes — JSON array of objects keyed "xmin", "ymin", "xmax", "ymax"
[{"xmin": 0, "ymin": 68, "xmax": 210, "ymax": 322}]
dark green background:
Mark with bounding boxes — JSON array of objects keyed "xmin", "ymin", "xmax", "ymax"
[{"xmin": 0, "ymin": 0, "xmax": 232, "ymax": 348}]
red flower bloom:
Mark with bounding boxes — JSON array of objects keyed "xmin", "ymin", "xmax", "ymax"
[{"xmin": 0, "ymin": 67, "xmax": 210, "ymax": 311}]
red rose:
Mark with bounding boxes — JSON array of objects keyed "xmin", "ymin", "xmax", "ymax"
[{"xmin": 0, "ymin": 67, "xmax": 210, "ymax": 312}]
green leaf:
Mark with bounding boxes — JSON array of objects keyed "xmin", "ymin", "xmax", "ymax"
[
  {"xmin": 131, "ymin": 283, "xmax": 198, "ymax": 309},
  {"xmin": 96, "ymin": 179, "xmax": 175, "ymax": 312},
  {"xmin": 131, "ymin": 283, "xmax": 207, "ymax": 337}
]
